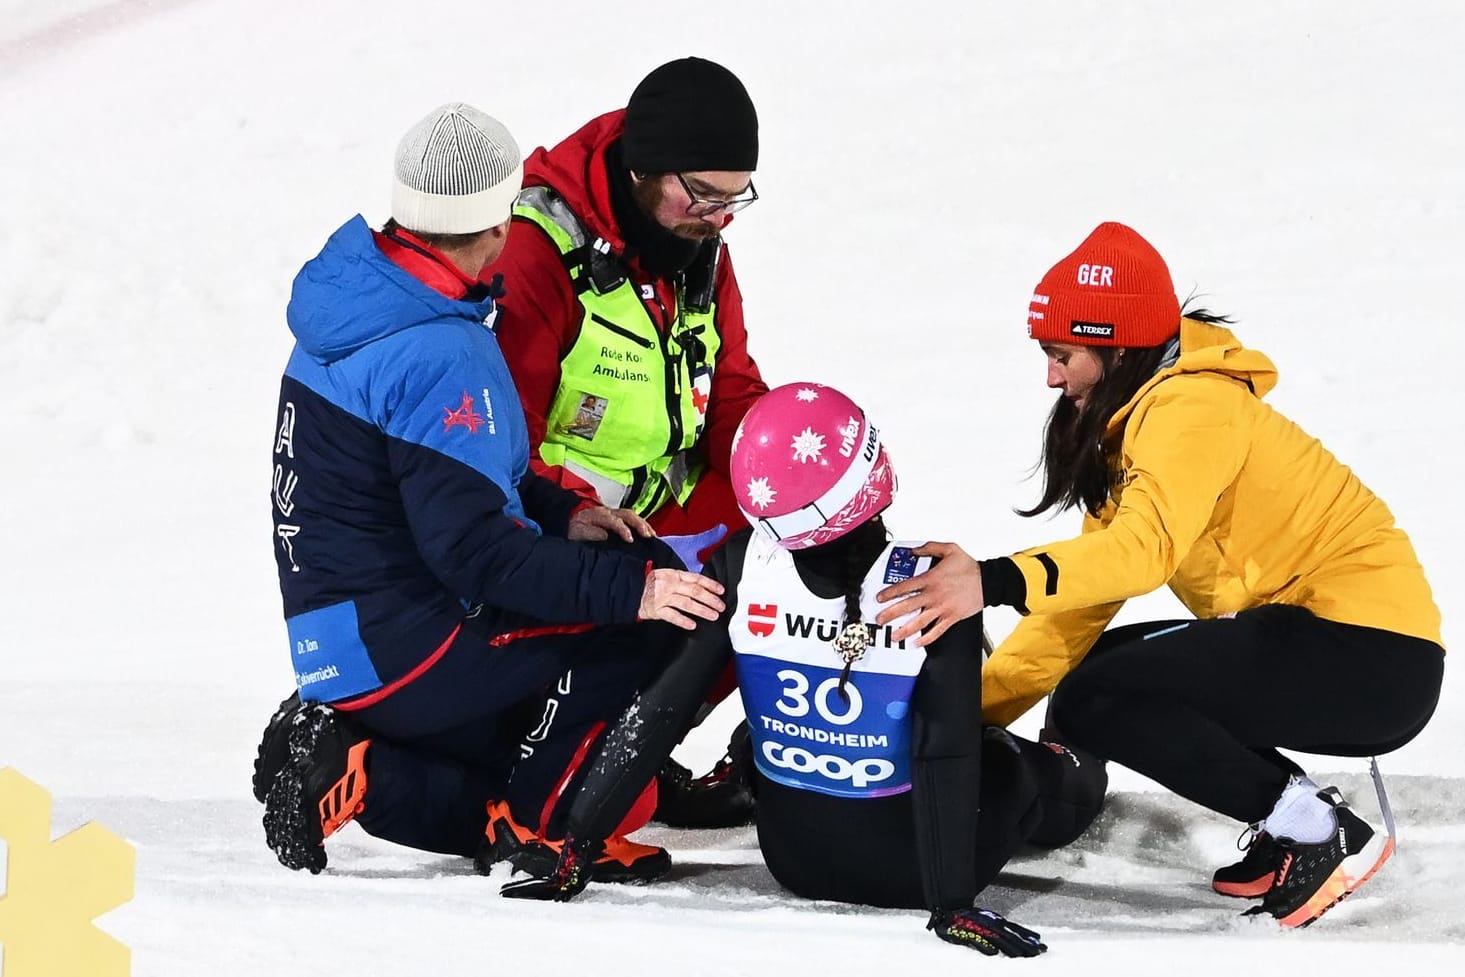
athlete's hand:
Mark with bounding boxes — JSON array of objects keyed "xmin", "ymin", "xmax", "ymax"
[
  {"xmin": 640, "ymin": 569, "xmax": 725, "ymax": 629},
  {"xmin": 501, "ymin": 836, "xmax": 597, "ymax": 902},
  {"xmin": 874, "ymin": 542, "xmax": 984, "ymax": 646},
  {"xmin": 568, "ymin": 505, "xmax": 656, "ymax": 543},
  {"xmin": 927, "ymin": 907, "xmax": 1047, "ymax": 956}
]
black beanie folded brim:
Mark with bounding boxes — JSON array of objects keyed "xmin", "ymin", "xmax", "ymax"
[{"xmin": 622, "ymin": 57, "xmax": 759, "ymax": 173}]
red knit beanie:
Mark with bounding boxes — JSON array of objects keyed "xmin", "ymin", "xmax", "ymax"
[{"xmin": 1027, "ymin": 222, "xmax": 1180, "ymax": 348}]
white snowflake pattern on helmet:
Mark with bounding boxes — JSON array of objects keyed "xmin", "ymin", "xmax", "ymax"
[
  {"xmin": 790, "ymin": 427, "xmax": 826, "ymax": 464},
  {"xmin": 746, "ymin": 476, "xmax": 777, "ymax": 510},
  {"xmin": 731, "ymin": 382, "xmax": 898, "ymax": 551}
]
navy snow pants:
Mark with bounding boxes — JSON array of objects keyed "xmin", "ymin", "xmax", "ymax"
[{"xmin": 343, "ymin": 623, "xmax": 673, "ymax": 856}]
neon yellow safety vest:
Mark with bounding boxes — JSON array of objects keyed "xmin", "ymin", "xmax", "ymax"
[{"xmin": 513, "ymin": 186, "xmax": 723, "ymax": 517}]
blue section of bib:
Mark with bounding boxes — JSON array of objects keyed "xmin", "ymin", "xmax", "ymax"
[{"xmin": 736, "ymin": 653, "xmax": 917, "ymax": 799}]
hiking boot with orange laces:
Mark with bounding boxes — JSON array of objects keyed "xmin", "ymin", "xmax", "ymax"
[
  {"xmin": 476, "ymin": 800, "xmax": 670, "ymax": 884},
  {"xmin": 1245, "ymin": 787, "xmax": 1395, "ymax": 928},
  {"xmin": 1213, "ymin": 824, "xmax": 1285, "ymax": 898},
  {"xmin": 262, "ymin": 703, "xmax": 371, "ymax": 874}
]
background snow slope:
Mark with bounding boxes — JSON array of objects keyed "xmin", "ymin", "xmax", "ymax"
[{"xmin": 1, "ymin": 1, "xmax": 1462, "ymax": 973}]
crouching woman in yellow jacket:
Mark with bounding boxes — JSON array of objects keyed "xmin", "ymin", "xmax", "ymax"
[{"xmin": 877, "ymin": 222, "xmax": 1444, "ymax": 930}]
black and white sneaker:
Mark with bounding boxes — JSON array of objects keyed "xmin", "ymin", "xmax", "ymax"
[
  {"xmin": 1213, "ymin": 825, "xmax": 1285, "ymax": 898},
  {"xmin": 1249, "ymin": 787, "xmax": 1394, "ymax": 928}
]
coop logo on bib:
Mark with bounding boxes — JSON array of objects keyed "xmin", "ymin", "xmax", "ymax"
[{"xmin": 761, "ymin": 741, "xmax": 895, "ymax": 788}]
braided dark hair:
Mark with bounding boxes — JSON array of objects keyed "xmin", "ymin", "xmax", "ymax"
[{"xmin": 790, "ymin": 515, "xmax": 890, "ymax": 700}]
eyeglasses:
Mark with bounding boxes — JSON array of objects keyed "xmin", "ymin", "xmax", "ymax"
[{"xmin": 674, "ymin": 173, "xmax": 758, "ymax": 217}]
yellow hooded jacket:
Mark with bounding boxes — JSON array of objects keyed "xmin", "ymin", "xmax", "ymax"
[{"xmin": 982, "ymin": 318, "xmax": 1443, "ymax": 727}]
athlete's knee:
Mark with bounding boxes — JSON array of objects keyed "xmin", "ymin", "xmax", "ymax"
[{"xmin": 1019, "ymin": 738, "xmax": 1108, "ymax": 849}]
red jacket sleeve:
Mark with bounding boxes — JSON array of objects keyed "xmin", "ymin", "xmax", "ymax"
[
  {"xmin": 702, "ymin": 247, "xmax": 768, "ymax": 475},
  {"xmin": 487, "ymin": 221, "xmax": 601, "ymax": 500}
]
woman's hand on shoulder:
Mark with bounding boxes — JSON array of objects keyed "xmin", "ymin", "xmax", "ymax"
[{"xmin": 875, "ymin": 542, "xmax": 985, "ymax": 646}]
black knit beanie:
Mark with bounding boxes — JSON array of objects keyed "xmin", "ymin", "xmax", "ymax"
[{"xmin": 622, "ymin": 57, "xmax": 759, "ymax": 173}]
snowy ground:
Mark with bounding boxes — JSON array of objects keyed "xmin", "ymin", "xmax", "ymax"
[{"xmin": 2, "ymin": 0, "xmax": 1463, "ymax": 973}]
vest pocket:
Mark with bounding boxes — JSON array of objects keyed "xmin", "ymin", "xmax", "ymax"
[{"xmin": 589, "ymin": 312, "xmax": 654, "ymax": 349}]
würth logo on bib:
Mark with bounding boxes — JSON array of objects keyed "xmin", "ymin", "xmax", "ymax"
[
  {"xmin": 443, "ymin": 392, "xmax": 486, "ymax": 434},
  {"xmin": 747, "ymin": 603, "xmax": 777, "ymax": 638}
]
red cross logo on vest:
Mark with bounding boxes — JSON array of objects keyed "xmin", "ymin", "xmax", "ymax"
[{"xmin": 691, "ymin": 369, "xmax": 712, "ymax": 416}]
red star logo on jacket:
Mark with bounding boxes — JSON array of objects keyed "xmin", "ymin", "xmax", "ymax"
[{"xmin": 443, "ymin": 392, "xmax": 486, "ymax": 434}]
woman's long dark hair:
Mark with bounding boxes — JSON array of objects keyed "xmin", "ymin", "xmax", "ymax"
[{"xmin": 1019, "ymin": 303, "xmax": 1233, "ymax": 518}]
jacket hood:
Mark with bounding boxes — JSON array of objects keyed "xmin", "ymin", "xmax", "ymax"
[
  {"xmin": 286, "ymin": 216, "xmax": 495, "ymax": 363},
  {"xmin": 1108, "ymin": 318, "xmax": 1279, "ymax": 433},
  {"xmin": 523, "ymin": 110, "xmax": 628, "ymax": 252}
]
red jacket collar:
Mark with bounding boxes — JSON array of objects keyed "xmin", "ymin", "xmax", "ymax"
[{"xmin": 373, "ymin": 227, "xmax": 480, "ymax": 299}]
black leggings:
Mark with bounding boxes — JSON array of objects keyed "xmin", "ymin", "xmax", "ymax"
[
  {"xmin": 1049, "ymin": 605, "xmax": 1444, "ymax": 824},
  {"xmin": 753, "ymin": 733, "xmax": 1108, "ymax": 910}
]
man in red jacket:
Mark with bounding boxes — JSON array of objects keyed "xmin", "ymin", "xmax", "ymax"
[{"xmin": 486, "ymin": 57, "xmax": 768, "ymax": 827}]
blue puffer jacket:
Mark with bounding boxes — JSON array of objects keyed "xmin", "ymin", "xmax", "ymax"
[{"xmin": 270, "ymin": 216, "xmax": 654, "ymax": 703}]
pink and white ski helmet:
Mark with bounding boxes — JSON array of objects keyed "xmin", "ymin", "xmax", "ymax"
[{"xmin": 731, "ymin": 382, "xmax": 897, "ymax": 550}]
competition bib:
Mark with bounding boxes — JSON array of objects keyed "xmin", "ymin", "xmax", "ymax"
[{"xmin": 731, "ymin": 534, "xmax": 930, "ymax": 798}]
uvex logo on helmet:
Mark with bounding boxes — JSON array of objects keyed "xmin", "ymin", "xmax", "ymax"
[
  {"xmin": 730, "ymin": 383, "xmax": 897, "ymax": 551},
  {"xmin": 1026, "ymin": 222, "xmax": 1180, "ymax": 349}
]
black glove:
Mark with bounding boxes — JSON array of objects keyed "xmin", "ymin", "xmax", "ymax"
[
  {"xmin": 927, "ymin": 907, "xmax": 1047, "ymax": 957},
  {"xmin": 500, "ymin": 835, "xmax": 599, "ymax": 902}
]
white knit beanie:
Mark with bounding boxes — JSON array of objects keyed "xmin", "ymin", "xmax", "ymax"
[{"xmin": 391, "ymin": 103, "xmax": 523, "ymax": 235}]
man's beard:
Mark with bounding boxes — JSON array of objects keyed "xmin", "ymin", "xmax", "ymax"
[
  {"xmin": 631, "ymin": 178, "xmax": 720, "ymax": 240},
  {"xmin": 668, "ymin": 220, "xmax": 720, "ymax": 240}
]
